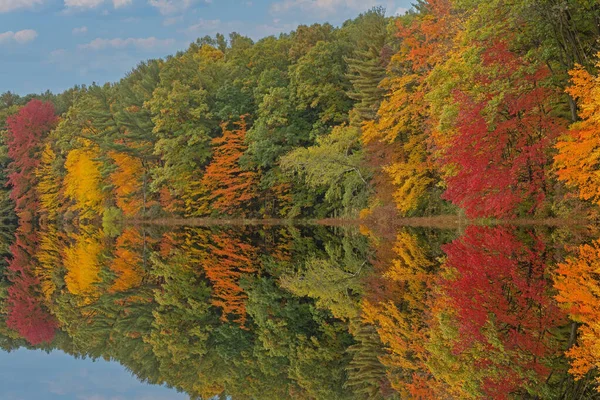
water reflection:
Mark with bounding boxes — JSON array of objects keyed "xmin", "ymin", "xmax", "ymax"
[{"xmin": 0, "ymin": 222, "xmax": 598, "ymax": 399}]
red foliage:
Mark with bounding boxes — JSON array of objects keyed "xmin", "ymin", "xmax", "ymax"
[
  {"xmin": 441, "ymin": 43, "xmax": 565, "ymax": 218},
  {"xmin": 6, "ymin": 100, "xmax": 57, "ymax": 219},
  {"xmin": 441, "ymin": 226, "xmax": 566, "ymax": 397},
  {"xmin": 5, "ymin": 229, "xmax": 57, "ymax": 345}
]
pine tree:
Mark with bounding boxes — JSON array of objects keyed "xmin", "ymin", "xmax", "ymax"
[{"xmin": 345, "ymin": 7, "xmax": 390, "ymax": 124}]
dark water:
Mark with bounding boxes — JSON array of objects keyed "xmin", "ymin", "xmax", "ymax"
[{"xmin": 0, "ymin": 223, "xmax": 597, "ymax": 399}]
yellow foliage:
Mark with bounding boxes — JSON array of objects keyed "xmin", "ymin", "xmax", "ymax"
[
  {"xmin": 361, "ymin": 231, "xmax": 434, "ymax": 393},
  {"xmin": 35, "ymin": 224, "xmax": 63, "ymax": 302},
  {"xmin": 384, "ymin": 135, "xmax": 435, "ymax": 215},
  {"xmin": 362, "ymin": 70, "xmax": 436, "ymax": 215},
  {"xmin": 362, "ymin": 74, "xmax": 422, "ymax": 145},
  {"xmin": 64, "ymin": 147, "xmax": 104, "ymax": 216},
  {"xmin": 64, "ymin": 231, "xmax": 103, "ymax": 302},
  {"xmin": 361, "ymin": 299, "xmax": 420, "ymax": 372},
  {"xmin": 35, "ymin": 143, "xmax": 61, "ymax": 217},
  {"xmin": 180, "ymin": 176, "xmax": 211, "ymax": 217},
  {"xmin": 385, "ymin": 231, "xmax": 433, "ymax": 288},
  {"xmin": 194, "ymin": 44, "xmax": 225, "ymax": 64}
]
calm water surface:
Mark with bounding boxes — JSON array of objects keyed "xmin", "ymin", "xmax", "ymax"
[{"xmin": 0, "ymin": 223, "xmax": 595, "ymax": 399}]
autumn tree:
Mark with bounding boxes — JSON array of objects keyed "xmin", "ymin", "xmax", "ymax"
[
  {"xmin": 200, "ymin": 118, "xmax": 258, "ymax": 216},
  {"xmin": 555, "ymin": 59, "xmax": 600, "ymax": 206},
  {"xmin": 360, "ymin": 229, "xmax": 439, "ymax": 397},
  {"xmin": 109, "ymin": 151, "xmax": 144, "ymax": 216},
  {"xmin": 5, "ymin": 99, "xmax": 57, "ymax": 220},
  {"xmin": 361, "ymin": 0, "xmax": 456, "ymax": 215},
  {"xmin": 554, "ymin": 238, "xmax": 600, "ymax": 386},
  {"xmin": 63, "ymin": 145, "xmax": 105, "ymax": 218},
  {"xmin": 201, "ymin": 230, "xmax": 257, "ymax": 326},
  {"xmin": 5, "ymin": 228, "xmax": 56, "ymax": 345},
  {"xmin": 110, "ymin": 228, "xmax": 145, "ymax": 292},
  {"xmin": 63, "ymin": 228, "xmax": 104, "ymax": 302},
  {"xmin": 441, "ymin": 43, "xmax": 565, "ymax": 218},
  {"xmin": 434, "ymin": 226, "xmax": 567, "ymax": 398}
]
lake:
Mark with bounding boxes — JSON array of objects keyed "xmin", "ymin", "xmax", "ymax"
[{"xmin": 0, "ymin": 222, "xmax": 597, "ymax": 399}]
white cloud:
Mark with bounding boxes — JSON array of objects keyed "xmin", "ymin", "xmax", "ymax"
[
  {"xmin": 49, "ymin": 48, "xmax": 67, "ymax": 58},
  {"xmin": 163, "ymin": 15, "xmax": 183, "ymax": 26},
  {"xmin": 148, "ymin": 0, "xmax": 208, "ymax": 15},
  {"xmin": 13, "ymin": 29, "xmax": 37, "ymax": 43},
  {"xmin": 0, "ymin": 0, "xmax": 43, "ymax": 13},
  {"xmin": 394, "ymin": 6, "xmax": 407, "ymax": 15},
  {"xmin": 148, "ymin": 0, "xmax": 188, "ymax": 14},
  {"xmin": 0, "ymin": 29, "xmax": 37, "ymax": 45},
  {"xmin": 270, "ymin": 0, "xmax": 400, "ymax": 17},
  {"xmin": 72, "ymin": 26, "xmax": 88, "ymax": 35},
  {"xmin": 185, "ymin": 18, "xmax": 295, "ymax": 40},
  {"xmin": 64, "ymin": 0, "xmax": 104, "ymax": 9},
  {"xmin": 186, "ymin": 18, "xmax": 221, "ymax": 34},
  {"xmin": 79, "ymin": 36, "xmax": 175, "ymax": 51},
  {"xmin": 112, "ymin": 0, "xmax": 130, "ymax": 8}
]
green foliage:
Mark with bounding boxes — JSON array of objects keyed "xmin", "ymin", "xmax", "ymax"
[
  {"xmin": 102, "ymin": 207, "xmax": 123, "ymax": 237},
  {"xmin": 281, "ymin": 125, "xmax": 371, "ymax": 215}
]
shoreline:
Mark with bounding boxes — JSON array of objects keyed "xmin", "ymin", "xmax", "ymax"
[{"xmin": 127, "ymin": 215, "xmax": 592, "ymax": 228}]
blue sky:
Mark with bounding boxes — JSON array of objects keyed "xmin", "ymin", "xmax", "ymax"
[
  {"xmin": 0, "ymin": 348, "xmax": 187, "ymax": 399},
  {"xmin": 0, "ymin": 0, "xmax": 413, "ymax": 95}
]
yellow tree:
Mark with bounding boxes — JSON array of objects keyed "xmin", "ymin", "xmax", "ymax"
[
  {"xmin": 63, "ymin": 145, "xmax": 104, "ymax": 217},
  {"xmin": 63, "ymin": 229, "xmax": 104, "ymax": 303},
  {"xmin": 361, "ymin": 230, "xmax": 439, "ymax": 397},
  {"xmin": 35, "ymin": 143, "xmax": 62, "ymax": 218},
  {"xmin": 362, "ymin": 0, "xmax": 459, "ymax": 215},
  {"xmin": 35, "ymin": 224, "xmax": 63, "ymax": 302}
]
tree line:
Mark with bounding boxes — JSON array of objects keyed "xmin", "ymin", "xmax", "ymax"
[{"xmin": 0, "ymin": 2, "xmax": 598, "ymax": 225}]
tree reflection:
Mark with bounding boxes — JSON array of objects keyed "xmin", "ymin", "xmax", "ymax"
[{"xmin": 0, "ymin": 222, "xmax": 597, "ymax": 399}]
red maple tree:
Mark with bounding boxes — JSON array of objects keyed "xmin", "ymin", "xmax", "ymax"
[
  {"xmin": 441, "ymin": 43, "xmax": 565, "ymax": 218},
  {"xmin": 6, "ymin": 99, "xmax": 58, "ymax": 220}
]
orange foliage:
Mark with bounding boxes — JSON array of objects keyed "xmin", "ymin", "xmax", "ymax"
[
  {"xmin": 202, "ymin": 231, "xmax": 257, "ymax": 326},
  {"xmin": 110, "ymin": 228, "xmax": 145, "ymax": 292},
  {"xmin": 555, "ymin": 61, "xmax": 600, "ymax": 205},
  {"xmin": 109, "ymin": 152, "xmax": 144, "ymax": 216},
  {"xmin": 201, "ymin": 117, "xmax": 258, "ymax": 216},
  {"xmin": 555, "ymin": 239, "xmax": 600, "ymax": 383},
  {"xmin": 362, "ymin": 0, "xmax": 458, "ymax": 214},
  {"xmin": 159, "ymin": 186, "xmax": 183, "ymax": 213}
]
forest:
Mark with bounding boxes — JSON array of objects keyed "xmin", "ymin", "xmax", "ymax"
[
  {"xmin": 1, "ymin": 0, "xmax": 599, "ymax": 225},
  {"xmin": 1, "ymin": 0, "xmax": 600, "ymax": 398}
]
